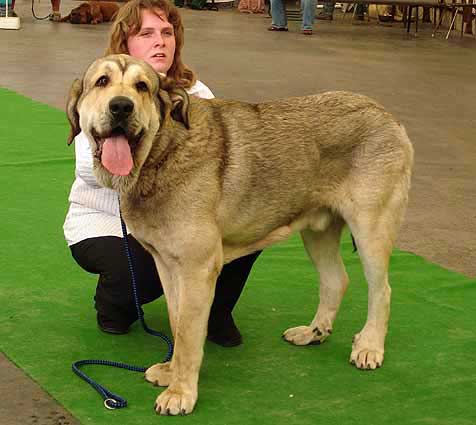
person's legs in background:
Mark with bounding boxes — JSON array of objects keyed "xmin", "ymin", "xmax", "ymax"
[
  {"xmin": 268, "ymin": 0, "xmax": 288, "ymax": 30},
  {"xmin": 316, "ymin": 1, "xmax": 335, "ymax": 20},
  {"xmin": 463, "ymin": 4, "xmax": 474, "ymax": 35},
  {"xmin": 208, "ymin": 251, "xmax": 262, "ymax": 347},
  {"xmin": 301, "ymin": 0, "xmax": 317, "ymax": 33},
  {"xmin": 49, "ymin": 0, "xmax": 61, "ymax": 21},
  {"xmin": 2, "ymin": 0, "xmax": 17, "ymax": 16}
]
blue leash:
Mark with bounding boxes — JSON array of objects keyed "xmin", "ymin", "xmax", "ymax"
[{"xmin": 71, "ymin": 202, "xmax": 174, "ymax": 410}]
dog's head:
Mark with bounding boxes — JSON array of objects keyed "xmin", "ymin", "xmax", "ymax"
[
  {"xmin": 70, "ymin": 3, "xmax": 93, "ymax": 24},
  {"xmin": 66, "ymin": 54, "xmax": 189, "ymax": 192}
]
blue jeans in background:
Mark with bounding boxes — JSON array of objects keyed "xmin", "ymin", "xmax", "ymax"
[{"xmin": 270, "ymin": 0, "xmax": 318, "ymax": 30}]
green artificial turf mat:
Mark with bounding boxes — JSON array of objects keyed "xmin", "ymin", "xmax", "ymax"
[{"xmin": 0, "ymin": 87, "xmax": 475, "ymax": 425}]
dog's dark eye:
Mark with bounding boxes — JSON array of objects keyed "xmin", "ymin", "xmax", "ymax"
[
  {"xmin": 136, "ymin": 81, "xmax": 149, "ymax": 92},
  {"xmin": 95, "ymin": 76, "xmax": 109, "ymax": 87}
]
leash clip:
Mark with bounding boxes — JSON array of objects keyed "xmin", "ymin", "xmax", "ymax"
[{"xmin": 104, "ymin": 398, "xmax": 119, "ymax": 410}]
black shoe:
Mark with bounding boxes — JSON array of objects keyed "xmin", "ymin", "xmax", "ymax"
[
  {"xmin": 267, "ymin": 25, "xmax": 288, "ymax": 32},
  {"xmin": 97, "ymin": 312, "xmax": 130, "ymax": 335},
  {"xmin": 207, "ymin": 315, "xmax": 242, "ymax": 347},
  {"xmin": 316, "ymin": 12, "xmax": 333, "ymax": 21}
]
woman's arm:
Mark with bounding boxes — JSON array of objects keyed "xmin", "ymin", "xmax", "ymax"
[{"xmin": 74, "ymin": 132, "xmax": 103, "ymax": 188}]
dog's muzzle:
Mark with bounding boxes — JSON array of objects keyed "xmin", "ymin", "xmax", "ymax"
[
  {"xmin": 109, "ymin": 96, "xmax": 134, "ymax": 125},
  {"xmin": 90, "ymin": 96, "xmax": 143, "ymax": 177},
  {"xmin": 70, "ymin": 12, "xmax": 83, "ymax": 24}
]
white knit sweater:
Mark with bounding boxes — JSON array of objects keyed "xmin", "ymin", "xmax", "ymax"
[{"xmin": 63, "ymin": 80, "xmax": 214, "ymax": 246}]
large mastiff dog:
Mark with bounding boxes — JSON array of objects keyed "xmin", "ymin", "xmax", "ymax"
[{"xmin": 67, "ymin": 54, "xmax": 413, "ymax": 415}]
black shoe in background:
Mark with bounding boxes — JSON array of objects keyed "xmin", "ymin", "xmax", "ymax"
[
  {"xmin": 97, "ymin": 312, "xmax": 132, "ymax": 335},
  {"xmin": 207, "ymin": 315, "xmax": 242, "ymax": 347}
]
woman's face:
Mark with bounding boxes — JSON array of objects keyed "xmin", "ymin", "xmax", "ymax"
[{"xmin": 127, "ymin": 9, "xmax": 176, "ymax": 74}]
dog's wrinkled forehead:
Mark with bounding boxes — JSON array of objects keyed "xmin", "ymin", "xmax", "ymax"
[{"xmin": 82, "ymin": 54, "xmax": 160, "ymax": 94}]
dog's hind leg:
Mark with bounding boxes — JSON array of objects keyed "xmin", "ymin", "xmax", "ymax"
[
  {"xmin": 345, "ymin": 191, "xmax": 407, "ymax": 370},
  {"xmin": 344, "ymin": 127, "xmax": 412, "ymax": 370},
  {"xmin": 283, "ymin": 217, "xmax": 349, "ymax": 346},
  {"xmin": 346, "ymin": 215, "xmax": 393, "ymax": 370}
]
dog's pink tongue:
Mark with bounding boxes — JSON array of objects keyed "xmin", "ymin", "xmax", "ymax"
[{"xmin": 101, "ymin": 135, "xmax": 133, "ymax": 176}]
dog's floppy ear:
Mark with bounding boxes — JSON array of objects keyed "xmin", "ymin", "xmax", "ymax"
[
  {"xmin": 66, "ymin": 78, "xmax": 83, "ymax": 145},
  {"xmin": 158, "ymin": 75, "xmax": 190, "ymax": 129},
  {"xmin": 88, "ymin": 3, "xmax": 99, "ymax": 23}
]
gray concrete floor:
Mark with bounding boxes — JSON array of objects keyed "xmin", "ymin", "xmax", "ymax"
[{"xmin": 1, "ymin": 1, "xmax": 475, "ymax": 423}]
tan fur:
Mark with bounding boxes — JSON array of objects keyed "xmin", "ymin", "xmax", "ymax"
[
  {"xmin": 60, "ymin": 2, "xmax": 119, "ymax": 24},
  {"xmin": 67, "ymin": 54, "xmax": 414, "ymax": 415}
]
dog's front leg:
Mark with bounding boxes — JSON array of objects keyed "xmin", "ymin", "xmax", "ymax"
[
  {"xmin": 144, "ymin": 262, "xmax": 176, "ymax": 388},
  {"xmin": 147, "ymin": 239, "xmax": 222, "ymax": 416}
]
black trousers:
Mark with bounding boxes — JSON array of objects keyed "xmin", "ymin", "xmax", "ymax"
[{"xmin": 70, "ymin": 235, "xmax": 261, "ymax": 327}]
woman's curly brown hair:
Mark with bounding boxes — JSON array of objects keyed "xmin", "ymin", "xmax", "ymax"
[{"xmin": 105, "ymin": 0, "xmax": 196, "ymax": 89}]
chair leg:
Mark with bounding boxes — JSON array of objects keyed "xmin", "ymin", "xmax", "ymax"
[
  {"xmin": 446, "ymin": 7, "xmax": 458, "ymax": 39},
  {"xmin": 431, "ymin": 6, "xmax": 437, "ymax": 35},
  {"xmin": 415, "ymin": 6, "xmax": 419, "ymax": 32},
  {"xmin": 432, "ymin": 6, "xmax": 444, "ymax": 36}
]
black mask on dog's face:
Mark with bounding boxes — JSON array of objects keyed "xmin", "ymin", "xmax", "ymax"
[
  {"xmin": 70, "ymin": 11, "xmax": 82, "ymax": 24},
  {"xmin": 70, "ymin": 7, "xmax": 89, "ymax": 24}
]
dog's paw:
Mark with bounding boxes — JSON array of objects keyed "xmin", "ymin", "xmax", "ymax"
[
  {"xmin": 145, "ymin": 362, "xmax": 172, "ymax": 387},
  {"xmin": 349, "ymin": 332, "xmax": 384, "ymax": 370},
  {"xmin": 282, "ymin": 325, "xmax": 331, "ymax": 346},
  {"xmin": 154, "ymin": 386, "xmax": 197, "ymax": 416}
]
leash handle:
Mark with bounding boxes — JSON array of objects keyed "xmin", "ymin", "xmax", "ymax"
[
  {"xmin": 71, "ymin": 198, "xmax": 173, "ymax": 410},
  {"xmin": 72, "ymin": 360, "xmax": 147, "ymax": 409}
]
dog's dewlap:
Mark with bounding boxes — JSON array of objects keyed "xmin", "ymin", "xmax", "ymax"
[{"xmin": 101, "ymin": 135, "xmax": 133, "ymax": 176}]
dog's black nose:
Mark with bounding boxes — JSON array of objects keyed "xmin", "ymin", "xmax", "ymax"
[{"xmin": 109, "ymin": 96, "xmax": 134, "ymax": 120}]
